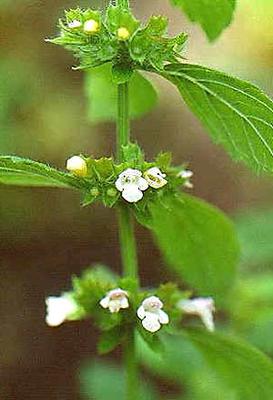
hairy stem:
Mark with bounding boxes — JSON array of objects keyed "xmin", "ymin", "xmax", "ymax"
[{"xmin": 117, "ymin": 81, "xmax": 139, "ymax": 400}]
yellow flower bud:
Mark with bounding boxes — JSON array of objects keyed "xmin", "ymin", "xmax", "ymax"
[
  {"xmin": 66, "ymin": 156, "xmax": 88, "ymax": 177},
  {"xmin": 83, "ymin": 19, "xmax": 99, "ymax": 34},
  {"xmin": 117, "ymin": 27, "xmax": 130, "ymax": 41}
]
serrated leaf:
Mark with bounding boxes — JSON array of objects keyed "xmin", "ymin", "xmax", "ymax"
[
  {"xmin": 147, "ymin": 194, "xmax": 239, "ymax": 302},
  {"xmin": 0, "ymin": 156, "xmax": 84, "ymax": 189},
  {"xmin": 106, "ymin": 5, "xmax": 140, "ymax": 35},
  {"xmin": 161, "ymin": 63, "xmax": 273, "ymax": 175},
  {"xmin": 85, "ymin": 64, "xmax": 157, "ymax": 122},
  {"xmin": 171, "ymin": 0, "xmax": 236, "ymax": 41},
  {"xmin": 185, "ymin": 328, "xmax": 273, "ymax": 399}
]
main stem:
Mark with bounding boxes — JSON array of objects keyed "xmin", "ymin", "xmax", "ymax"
[{"xmin": 117, "ymin": 81, "xmax": 139, "ymax": 399}]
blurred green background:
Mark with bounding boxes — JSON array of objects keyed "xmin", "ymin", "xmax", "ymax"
[{"xmin": 1, "ymin": 0, "xmax": 273, "ymax": 399}]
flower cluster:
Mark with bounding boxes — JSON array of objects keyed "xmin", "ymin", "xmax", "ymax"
[
  {"xmin": 48, "ymin": 5, "xmax": 188, "ymax": 72},
  {"xmin": 65, "ymin": 153, "xmax": 193, "ymax": 206},
  {"xmin": 115, "ymin": 167, "xmax": 167, "ymax": 203},
  {"xmin": 45, "ymin": 289, "xmax": 215, "ymax": 334}
]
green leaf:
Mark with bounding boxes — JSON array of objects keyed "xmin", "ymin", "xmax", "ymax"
[
  {"xmin": 162, "ymin": 63, "xmax": 273, "ymax": 175},
  {"xmin": 234, "ymin": 208, "xmax": 273, "ymax": 268},
  {"xmin": 97, "ymin": 326, "xmax": 125, "ymax": 354},
  {"xmin": 148, "ymin": 194, "xmax": 239, "ymax": 302},
  {"xmin": 171, "ymin": 0, "xmax": 236, "ymax": 41},
  {"xmin": 0, "ymin": 156, "xmax": 84, "ymax": 189},
  {"xmin": 185, "ymin": 328, "xmax": 273, "ymax": 399},
  {"xmin": 85, "ymin": 64, "xmax": 157, "ymax": 122},
  {"xmin": 80, "ymin": 360, "xmax": 157, "ymax": 400}
]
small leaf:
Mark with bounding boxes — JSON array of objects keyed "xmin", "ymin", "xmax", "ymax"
[
  {"xmin": 161, "ymin": 63, "xmax": 273, "ymax": 175},
  {"xmin": 185, "ymin": 328, "xmax": 273, "ymax": 399},
  {"xmin": 121, "ymin": 142, "xmax": 144, "ymax": 165},
  {"xmin": 171, "ymin": 0, "xmax": 236, "ymax": 41},
  {"xmin": 147, "ymin": 194, "xmax": 239, "ymax": 302},
  {"xmin": 97, "ymin": 326, "xmax": 125, "ymax": 354},
  {"xmin": 85, "ymin": 64, "xmax": 158, "ymax": 122},
  {"xmin": 155, "ymin": 152, "xmax": 172, "ymax": 169},
  {"xmin": 0, "ymin": 156, "xmax": 84, "ymax": 189}
]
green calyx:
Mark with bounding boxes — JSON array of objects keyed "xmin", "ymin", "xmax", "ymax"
[{"xmin": 47, "ymin": 5, "xmax": 188, "ymax": 75}]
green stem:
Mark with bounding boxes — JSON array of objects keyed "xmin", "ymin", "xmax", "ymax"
[
  {"xmin": 117, "ymin": 81, "xmax": 138, "ymax": 400},
  {"xmin": 116, "ymin": 0, "xmax": 129, "ymax": 8},
  {"xmin": 117, "ymin": 82, "xmax": 129, "ymax": 162}
]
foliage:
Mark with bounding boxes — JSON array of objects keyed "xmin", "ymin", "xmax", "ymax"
[
  {"xmin": 85, "ymin": 64, "xmax": 157, "ymax": 123},
  {"xmin": 170, "ymin": 0, "xmax": 236, "ymax": 41},
  {"xmin": 160, "ymin": 63, "xmax": 273, "ymax": 175},
  {"xmin": 138, "ymin": 193, "xmax": 239, "ymax": 303},
  {"xmin": 235, "ymin": 207, "xmax": 273, "ymax": 268},
  {"xmin": 80, "ymin": 360, "xmax": 157, "ymax": 400}
]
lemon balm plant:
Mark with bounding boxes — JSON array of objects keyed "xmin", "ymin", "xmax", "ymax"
[{"xmin": 2, "ymin": 0, "xmax": 273, "ymax": 399}]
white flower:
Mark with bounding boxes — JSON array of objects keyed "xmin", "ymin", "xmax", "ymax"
[
  {"xmin": 178, "ymin": 297, "xmax": 215, "ymax": 332},
  {"xmin": 66, "ymin": 155, "xmax": 87, "ymax": 177},
  {"xmin": 178, "ymin": 169, "xmax": 193, "ymax": 188},
  {"xmin": 45, "ymin": 295, "xmax": 78, "ymax": 327},
  {"xmin": 100, "ymin": 288, "xmax": 129, "ymax": 313},
  {"xmin": 83, "ymin": 19, "xmax": 99, "ymax": 34},
  {"xmin": 117, "ymin": 27, "xmax": 130, "ymax": 40},
  {"xmin": 137, "ymin": 296, "xmax": 169, "ymax": 333},
  {"xmin": 68, "ymin": 20, "xmax": 82, "ymax": 29},
  {"xmin": 144, "ymin": 167, "xmax": 167, "ymax": 189},
  {"xmin": 115, "ymin": 168, "xmax": 148, "ymax": 203}
]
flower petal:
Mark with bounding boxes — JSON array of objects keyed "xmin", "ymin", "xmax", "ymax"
[
  {"xmin": 138, "ymin": 177, "xmax": 149, "ymax": 191},
  {"xmin": 115, "ymin": 177, "xmax": 124, "ymax": 192},
  {"xmin": 120, "ymin": 297, "xmax": 129, "ymax": 309},
  {"xmin": 158, "ymin": 310, "xmax": 169, "ymax": 324},
  {"xmin": 137, "ymin": 305, "xmax": 146, "ymax": 320},
  {"xmin": 122, "ymin": 185, "xmax": 143, "ymax": 203},
  {"xmin": 99, "ymin": 296, "xmax": 110, "ymax": 309},
  {"xmin": 142, "ymin": 314, "xmax": 161, "ymax": 333}
]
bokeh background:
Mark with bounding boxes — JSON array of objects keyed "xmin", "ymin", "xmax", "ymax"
[{"xmin": 1, "ymin": 0, "xmax": 273, "ymax": 399}]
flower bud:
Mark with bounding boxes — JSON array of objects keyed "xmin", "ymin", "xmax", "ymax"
[
  {"xmin": 90, "ymin": 187, "xmax": 100, "ymax": 197},
  {"xmin": 83, "ymin": 19, "xmax": 99, "ymax": 34},
  {"xmin": 66, "ymin": 156, "xmax": 88, "ymax": 177},
  {"xmin": 117, "ymin": 27, "xmax": 130, "ymax": 41},
  {"xmin": 68, "ymin": 20, "xmax": 82, "ymax": 29},
  {"xmin": 107, "ymin": 188, "xmax": 117, "ymax": 197}
]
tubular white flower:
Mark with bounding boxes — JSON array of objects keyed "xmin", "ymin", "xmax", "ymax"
[
  {"xmin": 137, "ymin": 296, "xmax": 169, "ymax": 333},
  {"xmin": 66, "ymin": 155, "xmax": 87, "ymax": 177},
  {"xmin": 178, "ymin": 297, "xmax": 215, "ymax": 332},
  {"xmin": 177, "ymin": 169, "xmax": 193, "ymax": 189},
  {"xmin": 100, "ymin": 288, "xmax": 129, "ymax": 313},
  {"xmin": 115, "ymin": 168, "xmax": 148, "ymax": 203},
  {"xmin": 45, "ymin": 295, "xmax": 78, "ymax": 327},
  {"xmin": 68, "ymin": 20, "xmax": 82, "ymax": 29},
  {"xmin": 144, "ymin": 167, "xmax": 167, "ymax": 189}
]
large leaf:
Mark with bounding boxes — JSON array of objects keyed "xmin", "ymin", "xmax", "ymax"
[
  {"xmin": 85, "ymin": 64, "xmax": 157, "ymax": 123},
  {"xmin": 0, "ymin": 156, "xmax": 84, "ymax": 189},
  {"xmin": 170, "ymin": 0, "xmax": 236, "ymax": 41},
  {"xmin": 161, "ymin": 63, "xmax": 273, "ymax": 175},
  {"xmin": 235, "ymin": 208, "xmax": 273, "ymax": 268},
  {"xmin": 185, "ymin": 328, "xmax": 273, "ymax": 400},
  {"xmin": 80, "ymin": 360, "xmax": 157, "ymax": 400},
  {"xmin": 148, "ymin": 194, "xmax": 239, "ymax": 302}
]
